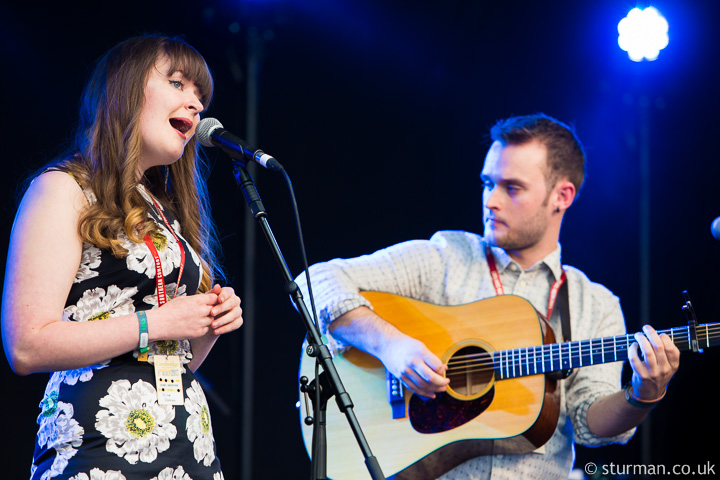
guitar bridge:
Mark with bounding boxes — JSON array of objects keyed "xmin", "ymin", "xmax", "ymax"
[{"xmin": 386, "ymin": 371, "xmax": 406, "ymax": 419}]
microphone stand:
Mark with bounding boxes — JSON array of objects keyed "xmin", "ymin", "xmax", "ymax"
[{"xmin": 232, "ymin": 161, "xmax": 386, "ymax": 480}]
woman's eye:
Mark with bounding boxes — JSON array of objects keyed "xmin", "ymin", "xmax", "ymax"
[{"xmin": 169, "ymin": 80, "xmax": 184, "ymax": 89}]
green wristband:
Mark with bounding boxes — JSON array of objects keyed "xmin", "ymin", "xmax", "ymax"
[{"xmin": 137, "ymin": 311, "xmax": 149, "ymax": 353}]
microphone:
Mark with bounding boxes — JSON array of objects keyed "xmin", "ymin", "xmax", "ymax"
[
  {"xmin": 197, "ymin": 117, "xmax": 283, "ymax": 171},
  {"xmin": 712, "ymin": 217, "xmax": 720, "ymax": 240}
]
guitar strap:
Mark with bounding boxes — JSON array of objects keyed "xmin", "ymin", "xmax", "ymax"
[
  {"xmin": 548, "ymin": 279, "xmax": 573, "ymax": 380},
  {"xmin": 557, "ymin": 279, "xmax": 571, "ymax": 343}
]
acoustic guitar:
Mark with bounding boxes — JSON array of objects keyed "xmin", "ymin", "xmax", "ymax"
[{"xmin": 297, "ymin": 291, "xmax": 717, "ymax": 479}]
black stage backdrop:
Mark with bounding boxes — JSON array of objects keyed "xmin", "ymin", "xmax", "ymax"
[{"xmin": 2, "ymin": 1, "xmax": 719, "ymax": 479}]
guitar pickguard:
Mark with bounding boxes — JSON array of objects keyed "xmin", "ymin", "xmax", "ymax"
[{"xmin": 409, "ymin": 388, "xmax": 495, "ymax": 434}]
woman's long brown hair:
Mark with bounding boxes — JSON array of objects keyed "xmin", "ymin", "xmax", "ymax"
[{"xmin": 53, "ymin": 35, "xmax": 221, "ymax": 292}]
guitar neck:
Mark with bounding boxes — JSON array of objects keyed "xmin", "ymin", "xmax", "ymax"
[{"xmin": 494, "ymin": 322, "xmax": 720, "ymax": 380}]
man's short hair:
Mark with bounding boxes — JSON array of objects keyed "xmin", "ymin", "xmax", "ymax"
[{"xmin": 490, "ymin": 113, "xmax": 586, "ymax": 194}]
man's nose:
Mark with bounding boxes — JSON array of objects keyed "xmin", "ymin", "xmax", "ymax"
[{"xmin": 484, "ymin": 187, "xmax": 501, "ymax": 210}]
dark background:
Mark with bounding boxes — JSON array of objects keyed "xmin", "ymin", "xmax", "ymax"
[{"xmin": 2, "ymin": 1, "xmax": 719, "ymax": 478}]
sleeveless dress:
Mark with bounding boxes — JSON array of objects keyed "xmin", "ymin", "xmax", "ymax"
[{"xmin": 30, "ymin": 182, "xmax": 224, "ymax": 480}]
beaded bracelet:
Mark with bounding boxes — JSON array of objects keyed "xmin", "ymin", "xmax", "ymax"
[
  {"xmin": 137, "ymin": 311, "xmax": 149, "ymax": 353},
  {"xmin": 623, "ymin": 382, "xmax": 666, "ymax": 408}
]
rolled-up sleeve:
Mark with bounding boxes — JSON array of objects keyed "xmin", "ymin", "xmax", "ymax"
[{"xmin": 565, "ymin": 281, "xmax": 636, "ymax": 446}]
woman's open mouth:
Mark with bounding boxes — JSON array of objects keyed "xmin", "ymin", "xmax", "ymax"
[{"xmin": 169, "ymin": 118, "xmax": 193, "ymax": 137}]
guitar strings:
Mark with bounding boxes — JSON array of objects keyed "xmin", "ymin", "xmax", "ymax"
[
  {"xmin": 445, "ymin": 332, "xmax": 720, "ymax": 376},
  {"xmin": 443, "ymin": 324, "xmax": 720, "ymax": 377},
  {"xmin": 445, "ymin": 330, "xmax": 720, "ymax": 377}
]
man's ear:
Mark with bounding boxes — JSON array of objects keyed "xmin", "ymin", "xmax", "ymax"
[{"xmin": 554, "ymin": 180, "xmax": 576, "ymax": 213}]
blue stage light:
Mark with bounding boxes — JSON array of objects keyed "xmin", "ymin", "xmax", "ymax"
[{"xmin": 618, "ymin": 6, "xmax": 669, "ymax": 62}]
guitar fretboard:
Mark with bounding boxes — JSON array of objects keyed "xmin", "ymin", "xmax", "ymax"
[{"xmin": 490, "ymin": 323, "xmax": 720, "ymax": 380}]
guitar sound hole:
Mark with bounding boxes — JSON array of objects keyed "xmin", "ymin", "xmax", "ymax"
[{"xmin": 446, "ymin": 345, "xmax": 493, "ymax": 399}]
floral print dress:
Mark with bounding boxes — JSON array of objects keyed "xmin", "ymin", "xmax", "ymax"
[{"xmin": 30, "ymin": 182, "xmax": 224, "ymax": 480}]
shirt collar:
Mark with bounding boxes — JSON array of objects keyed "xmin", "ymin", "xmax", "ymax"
[{"xmin": 486, "ymin": 241, "xmax": 564, "ymax": 281}]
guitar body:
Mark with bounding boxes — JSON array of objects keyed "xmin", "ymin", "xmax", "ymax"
[{"xmin": 298, "ymin": 292, "xmax": 560, "ymax": 480}]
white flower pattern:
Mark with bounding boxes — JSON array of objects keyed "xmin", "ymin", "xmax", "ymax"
[
  {"xmin": 75, "ymin": 244, "xmax": 102, "ymax": 283},
  {"xmin": 171, "ymin": 218, "xmax": 202, "ymax": 274},
  {"xmin": 36, "ymin": 374, "xmax": 62, "ymax": 446},
  {"xmin": 143, "ymin": 282, "xmax": 187, "ymax": 307},
  {"xmin": 95, "ymin": 379, "xmax": 177, "ymax": 465},
  {"xmin": 151, "ymin": 465, "xmax": 192, "ymax": 480},
  {"xmin": 128, "ymin": 185, "xmax": 191, "ymax": 281},
  {"xmin": 59, "ymin": 366, "xmax": 99, "ymax": 385},
  {"xmin": 125, "ymin": 227, "xmax": 181, "ymax": 279},
  {"xmin": 64, "ymin": 285, "xmax": 138, "ymax": 323},
  {"xmin": 184, "ymin": 380, "xmax": 215, "ymax": 466},
  {"xmin": 69, "ymin": 468, "xmax": 127, "ymax": 480},
  {"xmin": 35, "ymin": 385, "xmax": 84, "ymax": 480}
]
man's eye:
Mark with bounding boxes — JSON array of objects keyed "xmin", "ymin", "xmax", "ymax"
[{"xmin": 482, "ymin": 180, "xmax": 494, "ymax": 189}]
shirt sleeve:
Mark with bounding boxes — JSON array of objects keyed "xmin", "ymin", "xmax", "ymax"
[
  {"xmin": 565, "ymin": 278, "xmax": 636, "ymax": 446},
  {"xmin": 295, "ymin": 238, "xmax": 447, "ymax": 353}
]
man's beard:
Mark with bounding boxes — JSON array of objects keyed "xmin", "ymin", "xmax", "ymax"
[{"xmin": 485, "ymin": 208, "xmax": 549, "ymax": 252}]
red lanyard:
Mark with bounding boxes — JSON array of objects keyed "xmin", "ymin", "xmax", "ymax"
[
  {"xmin": 486, "ymin": 246, "xmax": 566, "ymax": 320},
  {"xmin": 143, "ymin": 198, "xmax": 186, "ymax": 306}
]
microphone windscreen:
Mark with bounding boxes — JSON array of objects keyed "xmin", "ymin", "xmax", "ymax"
[{"xmin": 197, "ymin": 117, "xmax": 223, "ymax": 147}]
